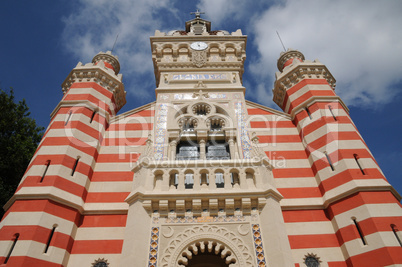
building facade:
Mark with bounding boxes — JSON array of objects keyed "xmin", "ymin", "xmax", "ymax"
[{"xmin": 1, "ymin": 14, "xmax": 402, "ymax": 267}]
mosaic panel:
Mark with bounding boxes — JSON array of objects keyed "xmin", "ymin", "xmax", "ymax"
[
  {"xmin": 148, "ymin": 227, "xmax": 160, "ymax": 267},
  {"xmin": 152, "ymin": 211, "xmax": 160, "ymax": 225},
  {"xmin": 235, "ymin": 102, "xmax": 251, "ymax": 159},
  {"xmin": 209, "ymin": 93, "xmax": 227, "ymax": 99},
  {"xmin": 165, "ymin": 214, "xmax": 246, "ymax": 224},
  {"xmin": 159, "ymin": 94, "xmax": 169, "ymax": 100},
  {"xmin": 172, "ymin": 73, "xmax": 228, "ymax": 80},
  {"xmin": 252, "ymin": 224, "xmax": 267, "ymax": 266},
  {"xmin": 154, "ymin": 104, "xmax": 168, "ymax": 160},
  {"xmin": 174, "ymin": 93, "xmax": 193, "ymax": 100}
]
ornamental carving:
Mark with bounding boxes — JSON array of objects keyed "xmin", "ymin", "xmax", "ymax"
[
  {"xmin": 277, "ymin": 50, "xmax": 305, "ymax": 72},
  {"xmin": 160, "ymin": 224, "xmax": 254, "ymax": 267},
  {"xmin": 192, "ymin": 50, "xmax": 207, "ymax": 68},
  {"xmin": 61, "ymin": 66, "xmax": 126, "ymax": 111},
  {"xmin": 273, "ymin": 64, "xmax": 336, "ymax": 107},
  {"xmin": 92, "ymin": 52, "xmax": 121, "ymax": 74}
]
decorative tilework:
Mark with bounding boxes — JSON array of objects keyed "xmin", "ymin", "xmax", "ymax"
[
  {"xmin": 234, "ymin": 93, "xmax": 241, "ymax": 99},
  {"xmin": 152, "ymin": 211, "xmax": 160, "ymax": 225},
  {"xmin": 159, "ymin": 94, "xmax": 169, "ymax": 100},
  {"xmin": 209, "ymin": 93, "xmax": 227, "ymax": 99},
  {"xmin": 252, "ymin": 224, "xmax": 267, "ymax": 267},
  {"xmin": 235, "ymin": 102, "xmax": 251, "ymax": 159},
  {"xmin": 174, "ymin": 93, "xmax": 193, "ymax": 100},
  {"xmin": 164, "ymin": 214, "xmax": 246, "ymax": 224},
  {"xmin": 251, "ymin": 207, "xmax": 259, "ymax": 222},
  {"xmin": 174, "ymin": 93, "xmax": 226, "ymax": 100},
  {"xmin": 172, "ymin": 74, "xmax": 228, "ymax": 80},
  {"xmin": 154, "ymin": 104, "xmax": 168, "ymax": 160},
  {"xmin": 148, "ymin": 227, "xmax": 160, "ymax": 267}
]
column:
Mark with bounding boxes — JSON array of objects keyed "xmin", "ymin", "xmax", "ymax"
[
  {"xmin": 169, "ymin": 140, "xmax": 177, "ymax": 160},
  {"xmin": 228, "ymin": 138, "xmax": 236, "ymax": 159},
  {"xmin": 199, "ymin": 139, "xmax": 206, "ymax": 160},
  {"xmin": 177, "ymin": 171, "xmax": 185, "ymax": 191}
]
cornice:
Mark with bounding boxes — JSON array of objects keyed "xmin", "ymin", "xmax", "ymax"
[
  {"xmin": 92, "ymin": 52, "xmax": 120, "ymax": 74},
  {"xmin": 132, "ymin": 157, "xmax": 274, "ymax": 173},
  {"xmin": 150, "ymin": 33, "xmax": 247, "ymax": 43},
  {"xmin": 50, "ymin": 100, "xmax": 111, "ymax": 121},
  {"xmin": 273, "ymin": 62, "xmax": 336, "ymax": 108},
  {"xmin": 289, "ymin": 96, "xmax": 350, "ymax": 119},
  {"xmin": 61, "ymin": 63, "xmax": 127, "ymax": 111},
  {"xmin": 3, "ymin": 192, "xmax": 84, "ymax": 214},
  {"xmin": 277, "ymin": 50, "xmax": 305, "ymax": 72},
  {"xmin": 125, "ymin": 187, "xmax": 282, "ymax": 212}
]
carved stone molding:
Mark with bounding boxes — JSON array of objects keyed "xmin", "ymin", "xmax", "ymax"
[
  {"xmin": 273, "ymin": 64, "xmax": 336, "ymax": 108},
  {"xmin": 160, "ymin": 224, "xmax": 254, "ymax": 267},
  {"xmin": 277, "ymin": 50, "xmax": 305, "ymax": 72},
  {"xmin": 192, "ymin": 50, "xmax": 207, "ymax": 68},
  {"xmin": 62, "ymin": 65, "xmax": 126, "ymax": 111},
  {"xmin": 92, "ymin": 52, "xmax": 120, "ymax": 74}
]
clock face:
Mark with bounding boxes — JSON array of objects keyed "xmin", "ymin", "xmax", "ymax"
[{"xmin": 190, "ymin": 42, "xmax": 208, "ymax": 51}]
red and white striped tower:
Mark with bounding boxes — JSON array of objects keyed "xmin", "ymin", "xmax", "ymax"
[
  {"xmin": 273, "ymin": 49, "xmax": 402, "ymax": 266},
  {"xmin": 0, "ymin": 51, "xmax": 126, "ymax": 266}
]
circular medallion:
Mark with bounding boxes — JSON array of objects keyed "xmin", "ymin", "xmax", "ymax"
[{"xmin": 190, "ymin": 41, "xmax": 208, "ymax": 51}]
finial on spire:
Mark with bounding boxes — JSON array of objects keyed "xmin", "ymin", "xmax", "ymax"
[{"xmin": 190, "ymin": 9, "xmax": 205, "ymax": 19}]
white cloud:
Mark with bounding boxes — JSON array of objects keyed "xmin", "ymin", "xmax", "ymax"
[
  {"xmin": 62, "ymin": 0, "xmax": 402, "ymax": 110},
  {"xmin": 248, "ymin": 0, "xmax": 402, "ymax": 108},
  {"xmin": 62, "ymin": 0, "xmax": 181, "ymax": 102},
  {"xmin": 199, "ymin": 0, "xmax": 402, "ymax": 109}
]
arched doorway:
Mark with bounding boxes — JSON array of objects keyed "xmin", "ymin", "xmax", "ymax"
[
  {"xmin": 160, "ymin": 225, "xmax": 254, "ymax": 267},
  {"xmin": 179, "ymin": 240, "xmax": 234, "ymax": 267}
]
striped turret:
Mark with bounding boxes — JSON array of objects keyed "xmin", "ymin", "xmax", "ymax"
[
  {"xmin": 0, "ymin": 51, "xmax": 126, "ymax": 266},
  {"xmin": 273, "ymin": 49, "xmax": 402, "ymax": 266}
]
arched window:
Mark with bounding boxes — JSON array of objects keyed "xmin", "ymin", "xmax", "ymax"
[
  {"xmin": 169, "ymin": 172, "xmax": 178, "ymax": 189},
  {"xmin": 245, "ymin": 170, "xmax": 256, "ymax": 188},
  {"xmin": 230, "ymin": 170, "xmax": 240, "ymax": 188},
  {"xmin": 185, "ymin": 172, "xmax": 194, "ymax": 189},
  {"xmin": 154, "ymin": 171, "xmax": 163, "ymax": 190},
  {"xmin": 200, "ymin": 171, "xmax": 209, "ymax": 186},
  {"xmin": 215, "ymin": 171, "xmax": 224, "ymax": 188},
  {"xmin": 192, "ymin": 103, "xmax": 211, "ymax": 116}
]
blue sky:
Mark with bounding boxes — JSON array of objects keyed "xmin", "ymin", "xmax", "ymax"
[{"xmin": 1, "ymin": 1, "xmax": 401, "ymax": 194}]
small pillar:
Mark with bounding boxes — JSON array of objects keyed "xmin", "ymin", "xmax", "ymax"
[
  {"xmin": 228, "ymin": 138, "xmax": 236, "ymax": 159},
  {"xmin": 169, "ymin": 140, "xmax": 177, "ymax": 160},
  {"xmin": 177, "ymin": 171, "xmax": 185, "ymax": 191},
  {"xmin": 199, "ymin": 139, "xmax": 206, "ymax": 160}
]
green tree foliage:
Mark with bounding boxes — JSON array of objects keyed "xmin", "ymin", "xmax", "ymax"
[{"xmin": 0, "ymin": 88, "xmax": 44, "ymax": 217}]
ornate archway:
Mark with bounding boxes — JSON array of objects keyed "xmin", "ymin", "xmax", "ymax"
[{"xmin": 160, "ymin": 225, "xmax": 254, "ymax": 267}]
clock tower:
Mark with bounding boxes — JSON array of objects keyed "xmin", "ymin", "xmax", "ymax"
[{"xmin": 121, "ymin": 12, "xmax": 291, "ymax": 267}]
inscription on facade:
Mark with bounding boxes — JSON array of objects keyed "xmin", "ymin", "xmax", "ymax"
[{"xmin": 172, "ymin": 73, "xmax": 228, "ymax": 81}]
